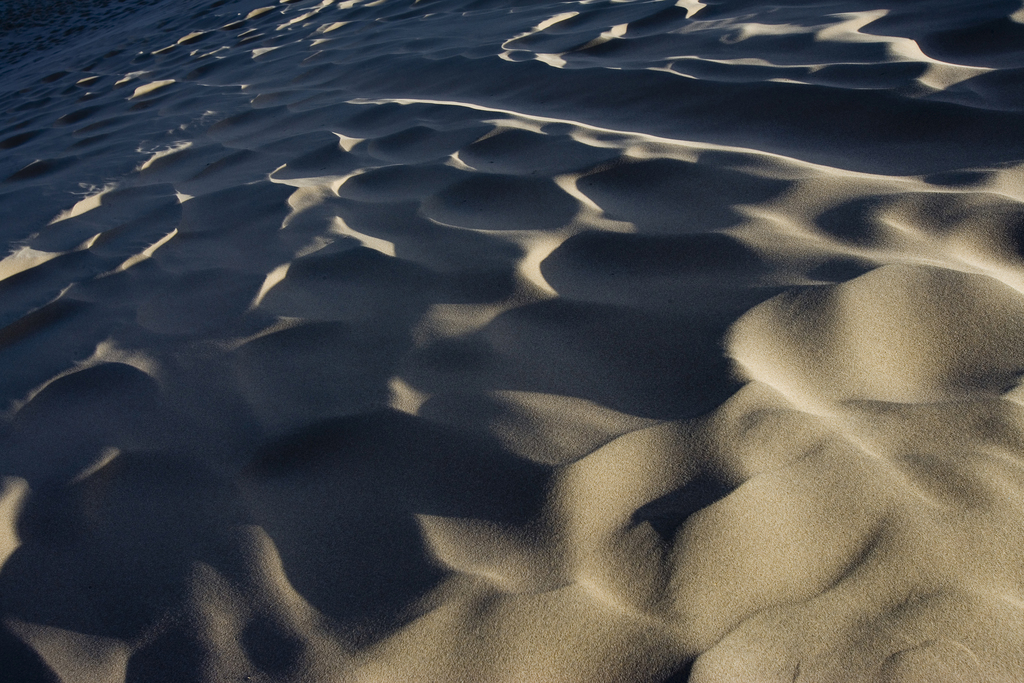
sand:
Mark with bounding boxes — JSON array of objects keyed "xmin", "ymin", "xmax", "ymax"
[{"xmin": 1, "ymin": 0, "xmax": 1023, "ymax": 680}]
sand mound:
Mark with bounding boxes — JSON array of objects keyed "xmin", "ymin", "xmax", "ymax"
[{"xmin": 729, "ymin": 264, "xmax": 1024, "ymax": 405}]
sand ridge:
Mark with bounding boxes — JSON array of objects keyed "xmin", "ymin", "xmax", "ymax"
[{"xmin": 1, "ymin": 0, "xmax": 1024, "ymax": 680}]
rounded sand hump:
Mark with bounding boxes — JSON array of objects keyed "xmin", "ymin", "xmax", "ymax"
[{"xmin": 1, "ymin": 0, "xmax": 1024, "ymax": 681}]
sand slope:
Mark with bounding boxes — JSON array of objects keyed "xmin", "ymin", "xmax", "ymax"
[{"xmin": 1, "ymin": 0, "xmax": 1024, "ymax": 680}]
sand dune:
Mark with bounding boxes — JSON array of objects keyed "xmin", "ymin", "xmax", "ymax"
[{"xmin": 1, "ymin": 0, "xmax": 1024, "ymax": 680}]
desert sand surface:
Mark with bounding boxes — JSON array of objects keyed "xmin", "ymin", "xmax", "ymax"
[{"xmin": 1, "ymin": 0, "xmax": 1024, "ymax": 680}]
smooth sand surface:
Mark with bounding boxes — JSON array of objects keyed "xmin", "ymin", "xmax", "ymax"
[{"xmin": 1, "ymin": 0, "xmax": 1024, "ymax": 680}]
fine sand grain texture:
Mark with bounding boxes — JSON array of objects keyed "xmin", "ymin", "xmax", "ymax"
[{"xmin": 1, "ymin": 0, "xmax": 1024, "ymax": 681}]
